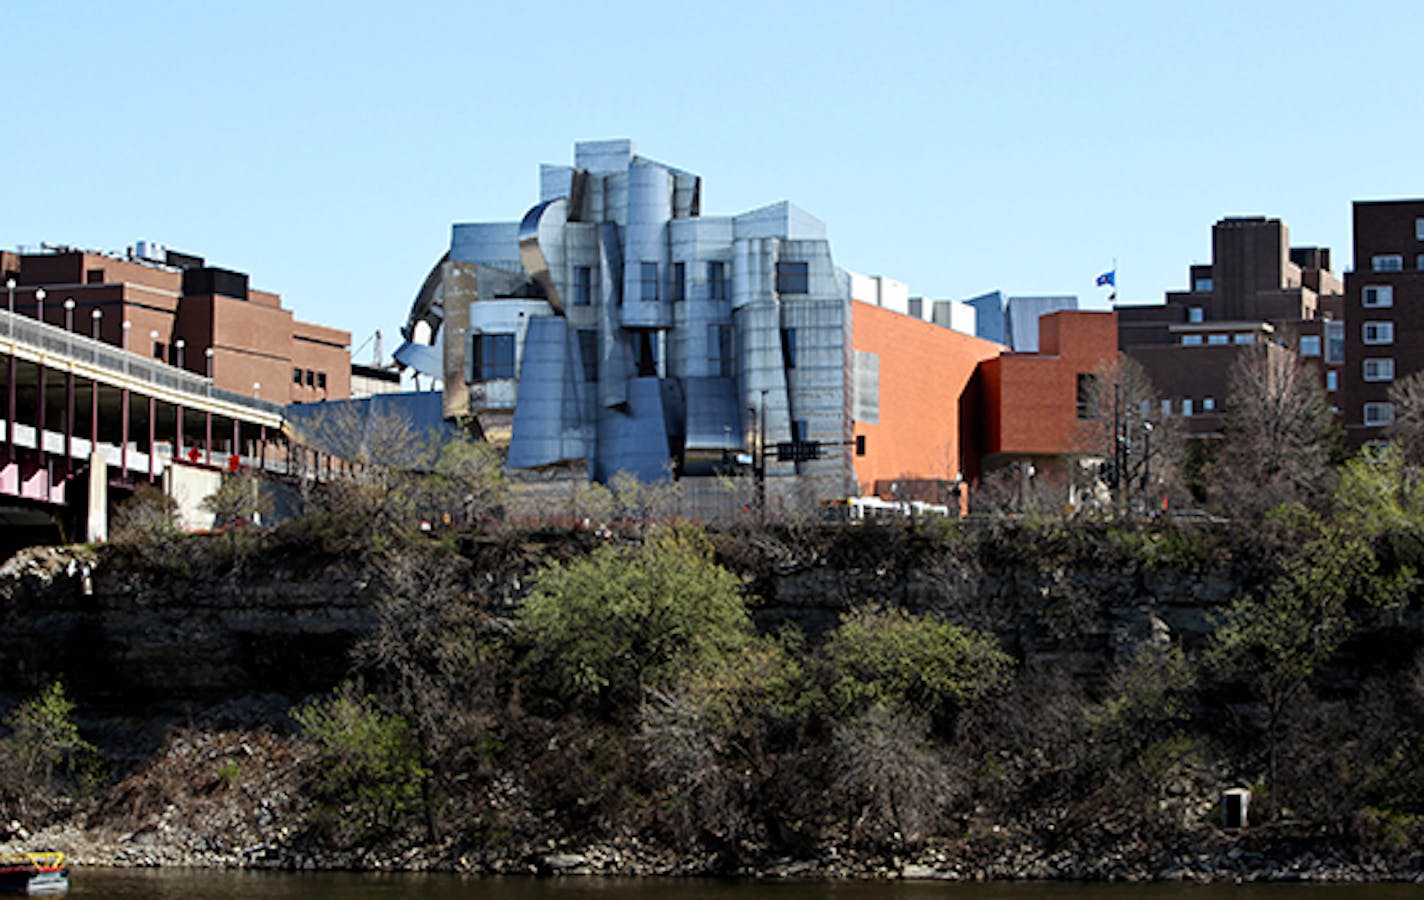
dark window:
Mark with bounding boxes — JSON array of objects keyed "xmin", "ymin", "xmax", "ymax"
[
  {"xmin": 305, "ymin": 369, "xmax": 315, "ymax": 386},
  {"xmin": 292, "ymin": 367, "xmax": 302, "ymax": 384},
  {"xmin": 1076, "ymin": 373, "xmax": 1097, "ymax": 419},
  {"xmin": 635, "ymin": 333, "xmax": 659, "ymax": 377},
  {"xmin": 715, "ymin": 324, "xmax": 735, "ymax": 377},
  {"xmin": 474, "ymin": 333, "xmax": 517, "ymax": 380},
  {"xmin": 708, "ymin": 261, "xmax": 728, "ymax": 300},
  {"xmin": 855, "ymin": 434, "xmax": 866, "ymax": 456},
  {"xmin": 776, "ymin": 261, "xmax": 809, "ymax": 294},
  {"xmin": 153, "ymin": 342, "xmax": 166, "ymax": 361},
  {"xmin": 781, "ymin": 327, "xmax": 798, "ymax": 369},
  {"xmin": 316, "ymin": 371, "xmax": 327, "ymax": 390},
  {"xmin": 671, "ymin": 262, "xmax": 686, "ymax": 302},
  {"xmin": 640, "ymin": 262, "xmax": 659, "ymax": 302},
  {"xmin": 792, "ymin": 420, "xmax": 809, "ymax": 442},
  {"xmin": 86, "ymin": 269, "xmax": 105, "ymax": 284},
  {"xmin": 573, "ymin": 266, "xmax": 592, "ymax": 306},
  {"xmin": 577, "ymin": 329, "xmax": 598, "ymax": 382}
]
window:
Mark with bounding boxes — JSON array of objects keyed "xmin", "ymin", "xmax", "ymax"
[
  {"xmin": 638, "ymin": 262, "xmax": 660, "ymax": 302},
  {"xmin": 1325, "ymin": 321, "xmax": 1345, "ymax": 364},
  {"xmin": 316, "ymin": 371, "xmax": 327, "ymax": 390},
  {"xmin": 1234, "ymin": 333, "xmax": 1256, "ymax": 345},
  {"xmin": 1363, "ymin": 285, "xmax": 1394, "ymax": 308},
  {"xmin": 1192, "ymin": 279, "xmax": 1212, "ymax": 293},
  {"xmin": 1203, "ymin": 397, "xmax": 1216, "ymax": 412},
  {"xmin": 1372, "ymin": 254, "xmax": 1404, "ymax": 272},
  {"xmin": 1180, "ymin": 334, "xmax": 1203, "ymax": 346},
  {"xmin": 86, "ymin": 268, "xmax": 105, "ymax": 284},
  {"xmin": 670, "ymin": 262, "xmax": 685, "ymax": 302},
  {"xmin": 153, "ymin": 341, "xmax": 166, "ymax": 361},
  {"xmin": 1416, "ymin": 217, "xmax": 1424, "ymax": 240},
  {"xmin": 1326, "ymin": 371, "xmax": 1338, "ymax": 392},
  {"xmin": 1208, "ymin": 333, "xmax": 1229, "ymax": 345},
  {"xmin": 577, "ymin": 329, "xmax": 598, "ymax": 382},
  {"xmin": 305, "ymin": 369, "xmax": 315, "ymax": 386},
  {"xmin": 1364, "ymin": 358, "xmax": 1396, "ymax": 382},
  {"xmin": 1364, "ymin": 402, "xmax": 1396, "ymax": 426},
  {"xmin": 1418, "ymin": 254, "xmax": 1424, "ymax": 271},
  {"xmin": 855, "ymin": 434, "xmax": 866, "ymax": 456},
  {"xmin": 1364, "ymin": 321, "xmax": 1395, "ymax": 345},
  {"xmin": 708, "ymin": 324, "xmax": 735, "ymax": 378},
  {"xmin": 1299, "ymin": 335, "xmax": 1321, "ymax": 357},
  {"xmin": 791, "ymin": 420, "xmax": 809, "ymax": 443},
  {"xmin": 1076, "ymin": 373, "xmax": 1097, "ymax": 419},
  {"xmin": 1161, "ymin": 399, "xmax": 1172, "ymax": 416},
  {"xmin": 708, "ymin": 261, "xmax": 728, "ymax": 301},
  {"xmin": 776, "ymin": 261, "xmax": 809, "ymax": 294},
  {"xmin": 1182, "ymin": 398, "xmax": 1194, "ymax": 416},
  {"xmin": 1188, "ymin": 306, "xmax": 1205, "ymax": 323},
  {"xmin": 292, "ymin": 367, "xmax": 302, "ymax": 384},
  {"xmin": 474, "ymin": 332, "xmax": 516, "ymax": 380},
  {"xmin": 780, "ymin": 327, "xmax": 798, "ymax": 369},
  {"xmin": 572, "ymin": 266, "xmax": 592, "ymax": 306}
]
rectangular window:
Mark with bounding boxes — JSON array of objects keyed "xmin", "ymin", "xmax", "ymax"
[
  {"xmin": 1364, "ymin": 402, "xmax": 1396, "ymax": 426},
  {"xmin": 1363, "ymin": 285, "xmax": 1394, "ymax": 308},
  {"xmin": 634, "ymin": 332, "xmax": 659, "ymax": 377},
  {"xmin": 305, "ymin": 369, "xmax": 315, "ymax": 386},
  {"xmin": 316, "ymin": 372, "xmax": 327, "ymax": 389},
  {"xmin": 1299, "ymin": 335, "xmax": 1321, "ymax": 356},
  {"xmin": 670, "ymin": 262, "xmax": 686, "ymax": 302},
  {"xmin": 153, "ymin": 342, "xmax": 166, "ymax": 361},
  {"xmin": 791, "ymin": 420, "xmax": 809, "ymax": 443},
  {"xmin": 1180, "ymin": 334, "xmax": 1203, "ymax": 346},
  {"xmin": 1372, "ymin": 254, "xmax": 1404, "ymax": 272},
  {"xmin": 1161, "ymin": 399, "xmax": 1172, "ymax": 416},
  {"xmin": 776, "ymin": 261, "xmax": 809, "ymax": 294},
  {"xmin": 1188, "ymin": 306, "xmax": 1205, "ymax": 323},
  {"xmin": 1418, "ymin": 254, "xmax": 1424, "ymax": 271},
  {"xmin": 1364, "ymin": 321, "xmax": 1395, "ymax": 345},
  {"xmin": 474, "ymin": 333, "xmax": 517, "ymax": 380},
  {"xmin": 1203, "ymin": 396, "xmax": 1216, "ymax": 411},
  {"xmin": 1325, "ymin": 321, "xmax": 1345, "ymax": 364},
  {"xmin": 573, "ymin": 266, "xmax": 592, "ymax": 306},
  {"xmin": 1364, "ymin": 358, "xmax": 1396, "ymax": 382},
  {"xmin": 1076, "ymin": 373, "xmax": 1097, "ymax": 419},
  {"xmin": 1233, "ymin": 333, "xmax": 1255, "ymax": 345},
  {"xmin": 1208, "ymin": 333, "xmax": 1229, "ymax": 345},
  {"xmin": 1326, "ymin": 371, "xmax": 1338, "ymax": 392},
  {"xmin": 708, "ymin": 261, "xmax": 728, "ymax": 301},
  {"xmin": 577, "ymin": 329, "xmax": 598, "ymax": 382},
  {"xmin": 1416, "ymin": 217, "xmax": 1424, "ymax": 240},
  {"xmin": 292, "ymin": 367, "xmax": 302, "ymax": 384},
  {"xmin": 1182, "ymin": 398, "xmax": 1194, "ymax": 417},
  {"xmin": 86, "ymin": 268, "xmax": 105, "ymax": 284},
  {"xmin": 640, "ymin": 262, "xmax": 659, "ymax": 302},
  {"xmin": 781, "ymin": 327, "xmax": 798, "ymax": 369},
  {"xmin": 1192, "ymin": 280, "xmax": 1212, "ymax": 294},
  {"xmin": 708, "ymin": 324, "xmax": 735, "ymax": 378},
  {"xmin": 855, "ymin": 434, "xmax": 866, "ymax": 456}
]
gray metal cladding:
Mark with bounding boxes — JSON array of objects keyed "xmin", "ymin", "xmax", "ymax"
[
  {"xmin": 595, "ymin": 377, "xmax": 672, "ymax": 484},
  {"xmin": 684, "ymin": 377, "xmax": 742, "ymax": 451},
  {"xmin": 507, "ymin": 317, "xmax": 592, "ymax": 469},
  {"xmin": 854, "ymin": 350, "xmax": 880, "ymax": 424},
  {"xmin": 1005, "ymin": 295, "xmax": 1079, "ymax": 352},
  {"xmin": 518, "ymin": 198, "xmax": 568, "ymax": 314},
  {"xmin": 620, "ymin": 160, "xmax": 673, "ymax": 330}
]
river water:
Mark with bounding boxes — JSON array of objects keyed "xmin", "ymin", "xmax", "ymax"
[{"xmin": 69, "ymin": 870, "xmax": 1419, "ymax": 898}]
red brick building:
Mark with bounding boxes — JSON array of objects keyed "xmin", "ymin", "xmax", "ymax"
[{"xmin": 2, "ymin": 245, "xmax": 349, "ymax": 404}]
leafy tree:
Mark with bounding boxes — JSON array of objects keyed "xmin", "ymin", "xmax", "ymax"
[
  {"xmin": 0, "ymin": 681, "xmax": 99, "ymax": 823},
  {"xmin": 292, "ymin": 684, "xmax": 428, "ymax": 844},
  {"xmin": 201, "ymin": 471, "xmax": 274, "ymax": 528},
  {"xmin": 519, "ymin": 525, "xmax": 751, "ymax": 708},
  {"xmin": 1206, "ymin": 509, "xmax": 1379, "ymax": 802},
  {"xmin": 1335, "ymin": 443, "xmax": 1424, "ymax": 582},
  {"xmin": 821, "ymin": 607, "xmax": 1011, "ymax": 729},
  {"xmin": 418, "ymin": 429, "xmax": 507, "ymax": 526}
]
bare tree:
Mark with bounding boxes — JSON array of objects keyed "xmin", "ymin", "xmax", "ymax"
[
  {"xmin": 1207, "ymin": 342, "xmax": 1336, "ymax": 520},
  {"xmin": 1074, "ymin": 353, "xmax": 1184, "ymax": 514},
  {"xmin": 1388, "ymin": 370, "xmax": 1424, "ymax": 465}
]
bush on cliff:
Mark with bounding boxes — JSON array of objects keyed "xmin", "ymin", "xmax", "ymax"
[
  {"xmin": 0, "ymin": 681, "xmax": 100, "ymax": 825},
  {"xmin": 518, "ymin": 524, "xmax": 752, "ymax": 710}
]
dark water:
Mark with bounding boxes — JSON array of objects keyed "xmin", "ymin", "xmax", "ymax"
[{"xmin": 69, "ymin": 870, "xmax": 1421, "ymax": 899}]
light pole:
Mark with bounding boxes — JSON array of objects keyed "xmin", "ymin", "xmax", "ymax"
[
  {"xmin": 4, "ymin": 280, "xmax": 13, "ymax": 460},
  {"xmin": 35, "ymin": 287, "xmax": 45, "ymax": 325},
  {"xmin": 204, "ymin": 348, "xmax": 214, "ymax": 464},
  {"xmin": 63, "ymin": 299, "xmax": 75, "ymax": 472},
  {"xmin": 5, "ymin": 278, "xmax": 13, "ymax": 337},
  {"xmin": 175, "ymin": 338, "xmax": 185, "ymax": 371},
  {"xmin": 64, "ymin": 298, "xmax": 75, "ymax": 349},
  {"xmin": 149, "ymin": 330, "xmax": 159, "ymax": 361},
  {"xmin": 91, "ymin": 308, "xmax": 101, "ymax": 340},
  {"xmin": 121, "ymin": 321, "xmax": 132, "ymax": 480}
]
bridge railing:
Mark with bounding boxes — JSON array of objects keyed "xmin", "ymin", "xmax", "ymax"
[{"xmin": 1, "ymin": 309, "xmax": 284, "ymax": 418}]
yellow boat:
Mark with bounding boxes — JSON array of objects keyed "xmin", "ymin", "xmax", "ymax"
[{"xmin": 0, "ymin": 852, "xmax": 68, "ymax": 896}]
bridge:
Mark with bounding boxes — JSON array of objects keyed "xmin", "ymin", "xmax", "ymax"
[{"xmin": 0, "ymin": 309, "xmax": 289, "ymax": 544}]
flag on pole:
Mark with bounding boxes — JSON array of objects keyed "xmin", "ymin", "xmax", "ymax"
[{"xmin": 1095, "ymin": 269, "xmax": 1116, "ymax": 287}]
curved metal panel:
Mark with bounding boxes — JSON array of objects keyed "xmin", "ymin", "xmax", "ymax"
[{"xmin": 518, "ymin": 198, "xmax": 568, "ymax": 315}]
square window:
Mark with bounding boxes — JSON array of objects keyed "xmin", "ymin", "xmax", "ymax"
[
  {"xmin": 1372, "ymin": 254, "xmax": 1403, "ymax": 272},
  {"xmin": 1192, "ymin": 280, "xmax": 1212, "ymax": 294},
  {"xmin": 776, "ymin": 261, "xmax": 809, "ymax": 294},
  {"xmin": 1364, "ymin": 358, "xmax": 1396, "ymax": 382},
  {"xmin": 640, "ymin": 262, "xmax": 659, "ymax": 302},
  {"xmin": 1203, "ymin": 397, "xmax": 1216, "ymax": 411},
  {"xmin": 708, "ymin": 261, "xmax": 728, "ymax": 301},
  {"xmin": 1188, "ymin": 306, "xmax": 1204, "ymax": 323},
  {"xmin": 573, "ymin": 266, "xmax": 592, "ymax": 306},
  {"xmin": 1363, "ymin": 285, "xmax": 1394, "ymax": 308},
  {"xmin": 1299, "ymin": 335, "xmax": 1321, "ymax": 356},
  {"xmin": 1364, "ymin": 321, "xmax": 1395, "ymax": 345},
  {"xmin": 475, "ymin": 333, "xmax": 516, "ymax": 380},
  {"xmin": 670, "ymin": 262, "xmax": 686, "ymax": 302},
  {"xmin": 1364, "ymin": 402, "xmax": 1396, "ymax": 426},
  {"xmin": 1326, "ymin": 371, "xmax": 1338, "ymax": 392}
]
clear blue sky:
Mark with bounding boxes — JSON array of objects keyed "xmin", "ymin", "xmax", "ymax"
[{"xmin": 4, "ymin": 1, "xmax": 1418, "ymax": 360}]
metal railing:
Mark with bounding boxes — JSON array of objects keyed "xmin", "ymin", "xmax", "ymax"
[{"xmin": 0, "ymin": 309, "xmax": 284, "ymax": 418}]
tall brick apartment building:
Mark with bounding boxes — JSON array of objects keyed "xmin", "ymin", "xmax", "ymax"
[
  {"xmin": 1116, "ymin": 216, "xmax": 1343, "ymax": 435},
  {"xmin": 0, "ymin": 244, "xmax": 350, "ymax": 404},
  {"xmin": 1343, "ymin": 200, "xmax": 1424, "ymax": 445}
]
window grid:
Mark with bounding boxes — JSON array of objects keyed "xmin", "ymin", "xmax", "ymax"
[
  {"xmin": 1364, "ymin": 402, "xmax": 1396, "ymax": 426},
  {"xmin": 1363, "ymin": 358, "xmax": 1396, "ymax": 382},
  {"xmin": 1299, "ymin": 336, "xmax": 1321, "ymax": 357},
  {"xmin": 1364, "ymin": 321, "xmax": 1395, "ymax": 345},
  {"xmin": 776, "ymin": 261, "xmax": 809, "ymax": 294},
  {"xmin": 1372, "ymin": 254, "xmax": 1404, "ymax": 272},
  {"xmin": 1363, "ymin": 285, "xmax": 1394, "ymax": 308},
  {"xmin": 640, "ymin": 262, "xmax": 659, "ymax": 302}
]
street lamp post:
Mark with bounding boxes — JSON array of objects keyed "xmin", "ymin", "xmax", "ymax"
[
  {"xmin": 4, "ymin": 278, "xmax": 13, "ymax": 337},
  {"xmin": 90, "ymin": 308, "xmax": 101, "ymax": 340},
  {"xmin": 63, "ymin": 299, "xmax": 75, "ymax": 472},
  {"xmin": 175, "ymin": 338, "xmax": 185, "ymax": 372},
  {"xmin": 204, "ymin": 348, "xmax": 214, "ymax": 464},
  {"xmin": 121, "ymin": 321, "xmax": 131, "ymax": 481},
  {"xmin": 33, "ymin": 289, "xmax": 47, "ymax": 476},
  {"xmin": 4, "ymin": 280, "xmax": 12, "ymax": 460},
  {"xmin": 35, "ymin": 288, "xmax": 45, "ymax": 325}
]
